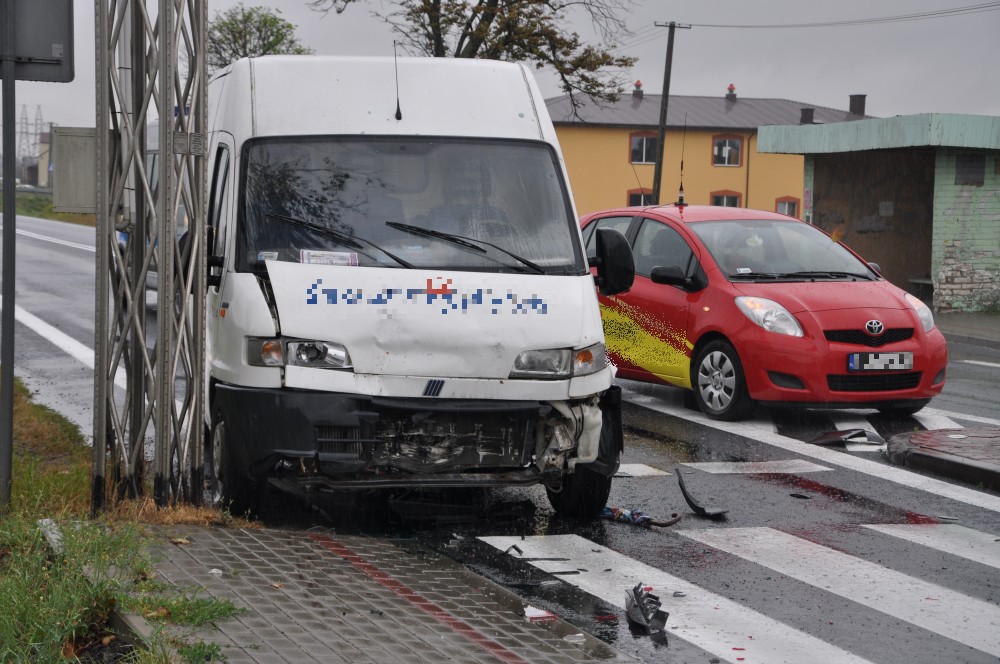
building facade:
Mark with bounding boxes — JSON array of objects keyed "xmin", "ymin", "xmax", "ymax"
[
  {"xmin": 760, "ymin": 114, "xmax": 1000, "ymax": 313},
  {"xmin": 547, "ymin": 83, "xmax": 868, "ymax": 217}
]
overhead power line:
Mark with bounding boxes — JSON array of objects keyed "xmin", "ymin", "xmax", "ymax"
[{"xmin": 619, "ymin": 2, "xmax": 1000, "ymax": 50}]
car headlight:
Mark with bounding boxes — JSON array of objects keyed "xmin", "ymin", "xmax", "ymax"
[
  {"xmin": 247, "ymin": 338, "xmax": 353, "ymax": 369},
  {"xmin": 509, "ymin": 343, "xmax": 607, "ymax": 379},
  {"xmin": 735, "ymin": 296, "xmax": 803, "ymax": 337},
  {"xmin": 905, "ymin": 293, "xmax": 935, "ymax": 333}
]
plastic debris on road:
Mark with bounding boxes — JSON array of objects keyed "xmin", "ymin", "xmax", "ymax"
[
  {"xmin": 600, "ymin": 506, "xmax": 682, "ymax": 528},
  {"xmin": 624, "ymin": 583, "xmax": 669, "ymax": 633}
]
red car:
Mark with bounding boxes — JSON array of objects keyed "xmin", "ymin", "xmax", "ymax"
[{"xmin": 581, "ymin": 204, "xmax": 948, "ymax": 421}]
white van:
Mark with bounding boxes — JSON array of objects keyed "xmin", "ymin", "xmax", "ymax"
[{"xmin": 203, "ymin": 56, "xmax": 633, "ymax": 517}]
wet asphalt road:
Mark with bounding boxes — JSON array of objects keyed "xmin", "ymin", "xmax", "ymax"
[{"xmin": 8, "ymin": 216, "xmax": 1000, "ymax": 663}]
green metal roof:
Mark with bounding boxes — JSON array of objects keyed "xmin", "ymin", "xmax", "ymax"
[{"xmin": 758, "ymin": 113, "xmax": 1000, "ymax": 154}]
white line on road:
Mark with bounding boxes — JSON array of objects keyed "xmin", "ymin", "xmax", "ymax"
[
  {"xmin": 924, "ymin": 406, "xmax": 1000, "ymax": 427},
  {"xmin": 614, "ymin": 463, "xmax": 670, "ymax": 477},
  {"xmin": 677, "ymin": 527, "xmax": 1000, "ymax": 658},
  {"xmin": 479, "ymin": 534, "xmax": 875, "ymax": 664},
  {"xmin": 13, "ymin": 228, "xmax": 95, "ymax": 252},
  {"xmin": 913, "ymin": 409, "xmax": 963, "ymax": 431},
  {"xmin": 962, "ymin": 359, "xmax": 1000, "ymax": 369},
  {"xmin": 862, "ymin": 523, "xmax": 1000, "ymax": 570},
  {"xmin": 680, "ymin": 459, "xmax": 831, "ymax": 474},
  {"xmin": 621, "ymin": 386, "xmax": 1000, "ymax": 513}
]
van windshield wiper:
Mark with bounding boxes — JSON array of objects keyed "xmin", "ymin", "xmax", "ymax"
[
  {"xmin": 386, "ymin": 221, "xmax": 545, "ymax": 274},
  {"xmin": 268, "ymin": 212, "xmax": 415, "ymax": 269}
]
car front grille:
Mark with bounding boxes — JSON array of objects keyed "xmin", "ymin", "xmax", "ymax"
[
  {"xmin": 827, "ymin": 372, "xmax": 922, "ymax": 392},
  {"xmin": 824, "ymin": 328, "xmax": 914, "ymax": 347}
]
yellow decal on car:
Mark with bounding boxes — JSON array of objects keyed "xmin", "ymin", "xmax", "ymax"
[{"xmin": 599, "ymin": 299, "xmax": 693, "ymax": 389}]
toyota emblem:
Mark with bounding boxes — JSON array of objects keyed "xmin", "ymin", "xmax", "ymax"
[{"xmin": 865, "ymin": 320, "xmax": 885, "ymax": 335}]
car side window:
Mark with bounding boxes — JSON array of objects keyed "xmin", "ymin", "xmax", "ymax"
[
  {"xmin": 632, "ymin": 219, "xmax": 694, "ymax": 277},
  {"xmin": 584, "ymin": 216, "xmax": 633, "ymax": 260}
]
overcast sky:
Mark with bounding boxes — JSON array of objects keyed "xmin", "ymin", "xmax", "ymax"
[{"xmin": 6, "ymin": 0, "xmax": 1000, "ymax": 131}]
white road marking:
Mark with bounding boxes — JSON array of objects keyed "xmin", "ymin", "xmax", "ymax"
[
  {"xmin": 479, "ymin": 534, "xmax": 875, "ymax": 664},
  {"xmin": 680, "ymin": 460, "xmax": 830, "ymax": 474},
  {"xmin": 862, "ymin": 523, "xmax": 1000, "ymax": 570},
  {"xmin": 677, "ymin": 527, "xmax": 1000, "ymax": 658},
  {"xmin": 924, "ymin": 407, "xmax": 1000, "ymax": 427},
  {"xmin": 14, "ymin": 228, "xmax": 95, "ymax": 252},
  {"xmin": 962, "ymin": 359, "xmax": 1000, "ymax": 369},
  {"xmin": 913, "ymin": 409, "xmax": 963, "ymax": 431},
  {"xmin": 614, "ymin": 463, "xmax": 670, "ymax": 477},
  {"xmin": 621, "ymin": 385, "xmax": 1000, "ymax": 514}
]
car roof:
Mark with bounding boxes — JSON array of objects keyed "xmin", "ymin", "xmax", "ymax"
[{"xmin": 583, "ymin": 204, "xmax": 795, "ymax": 225}]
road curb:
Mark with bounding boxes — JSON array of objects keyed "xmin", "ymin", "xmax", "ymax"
[{"xmin": 887, "ymin": 429, "xmax": 1000, "ymax": 491}]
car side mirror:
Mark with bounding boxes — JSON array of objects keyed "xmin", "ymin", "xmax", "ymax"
[
  {"xmin": 593, "ymin": 228, "xmax": 635, "ymax": 296},
  {"xmin": 650, "ymin": 265, "xmax": 689, "ymax": 287},
  {"xmin": 868, "ymin": 262, "xmax": 882, "ymax": 275}
]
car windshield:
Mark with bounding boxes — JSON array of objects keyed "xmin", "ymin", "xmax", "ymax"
[
  {"xmin": 237, "ymin": 136, "xmax": 584, "ymax": 274},
  {"xmin": 690, "ymin": 218, "xmax": 877, "ymax": 281}
]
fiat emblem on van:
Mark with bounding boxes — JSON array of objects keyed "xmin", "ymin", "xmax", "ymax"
[{"xmin": 865, "ymin": 320, "xmax": 885, "ymax": 335}]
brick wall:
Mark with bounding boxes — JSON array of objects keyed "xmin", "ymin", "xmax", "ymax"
[{"xmin": 932, "ymin": 150, "xmax": 1000, "ymax": 313}]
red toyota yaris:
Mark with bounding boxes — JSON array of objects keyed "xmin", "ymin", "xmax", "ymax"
[{"xmin": 581, "ymin": 204, "xmax": 948, "ymax": 421}]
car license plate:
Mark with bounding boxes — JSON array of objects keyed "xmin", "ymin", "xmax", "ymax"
[{"xmin": 847, "ymin": 352, "xmax": 913, "ymax": 371}]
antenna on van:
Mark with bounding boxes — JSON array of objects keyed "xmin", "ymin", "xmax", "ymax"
[
  {"xmin": 675, "ymin": 113, "xmax": 687, "ymax": 207},
  {"xmin": 393, "ymin": 42, "xmax": 403, "ymax": 121}
]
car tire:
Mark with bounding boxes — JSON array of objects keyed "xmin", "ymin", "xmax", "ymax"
[
  {"xmin": 877, "ymin": 399, "xmax": 930, "ymax": 418},
  {"xmin": 692, "ymin": 339, "xmax": 755, "ymax": 421},
  {"xmin": 207, "ymin": 406, "xmax": 256, "ymax": 516}
]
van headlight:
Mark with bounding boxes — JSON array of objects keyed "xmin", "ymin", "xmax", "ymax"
[
  {"xmin": 510, "ymin": 343, "xmax": 607, "ymax": 379},
  {"xmin": 247, "ymin": 338, "xmax": 353, "ymax": 369},
  {"xmin": 735, "ymin": 296, "xmax": 803, "ymax": 337},
  {"xmin": 905, "ymin": 293, "xmax": 935, "ymax": 332}
]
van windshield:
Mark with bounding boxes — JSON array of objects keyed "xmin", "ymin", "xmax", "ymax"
[{"xmin": 238, "ymin": 136, "xmax": 585, "ymax": 275}]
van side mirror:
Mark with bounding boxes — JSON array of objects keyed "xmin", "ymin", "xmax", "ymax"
[
  {"xmin": 207, "ymin": 226, "xmax": 223, "ymax": 289},
  {"xmin": 593, "ymin": 228, "xmax": 634, "ymax": 296}
]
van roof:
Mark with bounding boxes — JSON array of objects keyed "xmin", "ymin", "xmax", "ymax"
[{"xmin": 210, "ymin": 55, "xmax": 555, "ymax": 144}]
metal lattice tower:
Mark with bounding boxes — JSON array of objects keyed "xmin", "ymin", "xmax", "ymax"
[
  {"xmin": 32, "ymin": 105, "xmax": 42, "ymax": 157},
  {"xmin": 93, "ymin": 0, "xmax": 207, "ymax": 509},
  {"xmin": 16, "ymin": 104, "xmax": 28, "ymax": 162}
]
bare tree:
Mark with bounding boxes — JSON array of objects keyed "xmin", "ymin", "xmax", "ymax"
[
  {"xmin": 306, "ymin": 0, "xmax": 637, "ymax": 108},
  {"xmin": 208, "ymin": 4, "xmax": 314, "ymax": 73}
]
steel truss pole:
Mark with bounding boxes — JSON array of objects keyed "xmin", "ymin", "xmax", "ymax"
[{"xmin": 94, "ymin": 0, "xmax": 206, "ymax": 511}]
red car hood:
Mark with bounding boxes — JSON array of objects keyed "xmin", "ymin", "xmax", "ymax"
[{"xmin": 731, "ymin": 280, "xmax": 910, "ymax": 315}]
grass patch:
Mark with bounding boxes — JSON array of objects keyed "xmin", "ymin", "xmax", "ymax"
[
  {"xmin": 0, "ymin": 375, "xmax": 248, "ymax": 662},
  {"xmin": 1, "ymin": 191, "xmax": 95, "ymax": 226}
]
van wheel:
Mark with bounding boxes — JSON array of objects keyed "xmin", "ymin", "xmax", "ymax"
[
  {"xmin": 546, "ymin": 464, "xmax": 614, "ymax": 519},
  {"xmin": 692, "ymin": 340, "xmax": 754, "ymax": 421},
  {"xmin": 207, "ymin": 408, "xmax": 256, "ymax": 517}
]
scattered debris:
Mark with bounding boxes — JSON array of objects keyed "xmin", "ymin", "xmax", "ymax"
[
  {"xmin": 600, "ymin": 506, "xmax": 682, "ymax": 528},
  {"xmin": 209, "ymin": 568, "xmax": 223, "ymax": 576},
  {"xmin": 789, "ymin": 493, "xmax": 812, "ymax": 500},
  {"xmin": 524, "ymin": 605, "xmax": 558, "ymax": 623},
  {"xmin": 672, "ymin": 591, "xmax": 686, "ymax": 598},
  {"xmin": 169, "ymin": 536, "xmax": 191, "ymax": 546},
  {"xmin": 624, "ymin": 583, "xmax": 669, "ymax": 633},
  {"xmin": 808, "ymin": 429, "xmax": 886, "ymax": 447},
  {"xmin": 563, "ymin": 633, "xmax": 586, "ymax": 644},
  {"xmin": 676, "ymin": 471, "xmax": 728, "ymax": 519}
]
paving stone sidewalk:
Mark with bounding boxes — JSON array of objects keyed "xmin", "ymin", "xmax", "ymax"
[{"xmin": 125, "ymin": 526, "xmax": 631, "ymax": 663}]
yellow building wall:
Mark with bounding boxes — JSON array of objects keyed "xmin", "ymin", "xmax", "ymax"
[{"xmin": 556, "ymin": 126, "xmax": 805, "ymax": 217}]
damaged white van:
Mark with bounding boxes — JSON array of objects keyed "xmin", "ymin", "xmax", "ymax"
[{"xmin": 203, "ymin": 56, "xmax": 633, "ymax": 517}]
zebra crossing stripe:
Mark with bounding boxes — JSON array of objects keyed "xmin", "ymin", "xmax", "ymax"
[
  {"xmin": 620, "ymin": 385, "xmax": 1000, "ymax": 514},
  {"xmin": 677, "ymin": 527, "xmax": 1000, "ymax": 657},
  {"xmin": 913, "ymin": 409, "xmax": 963, "ymax": 431},
  {"xmin": 478, "ymin": 534, "xmax": 874, "ymax": 664},
  {"xmin": 680, "ymin": 460, "xmax": 830, "ymax": 474},
  {"xmin": 862, "ymin": 523, "xmax": 1000, "ymax": 570},
  {"xmin": 614, "ymin": 463, "xmax": 670, "ymax": 477}
]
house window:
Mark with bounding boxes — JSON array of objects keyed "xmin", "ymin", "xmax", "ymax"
[
  {"xmin": 955, "ymin": 153, "xmax": 985, "ymax": 186},
  {"xmin": 712, "ymin": 135, "xmax": 742, "ymax": 167},
  {"xmin": 711, "ymin": 190, "xmax": 741, "ymax": 207},
  {"xmin": 630, "ymin": 133, "xmax": 659, "ymax": 164},
  {"xmin": 776, "ymin": 197, "xmax": 800, "ymax": 218},
  {"xmin": 628, "ymin": 189, "xmax": 657, "ymax": 206}
]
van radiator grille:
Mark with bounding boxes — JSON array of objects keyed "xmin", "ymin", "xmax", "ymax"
[{"xmin": 316, "ymin": 426, "xmax": 363, "ymax": 458}]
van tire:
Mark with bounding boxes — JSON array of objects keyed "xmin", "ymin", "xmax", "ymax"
[
  {"xmin": 546, "ymin": 464, "xmax": 614, "ymax": 519},
  {"xmin": 208, "ymin": 408, "xmax": 256, "ymax": 517}
]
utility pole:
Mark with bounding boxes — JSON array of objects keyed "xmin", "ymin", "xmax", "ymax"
[{"xmin": 651, "ymin": 21, "xmax": 689, "ymax": 206}]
